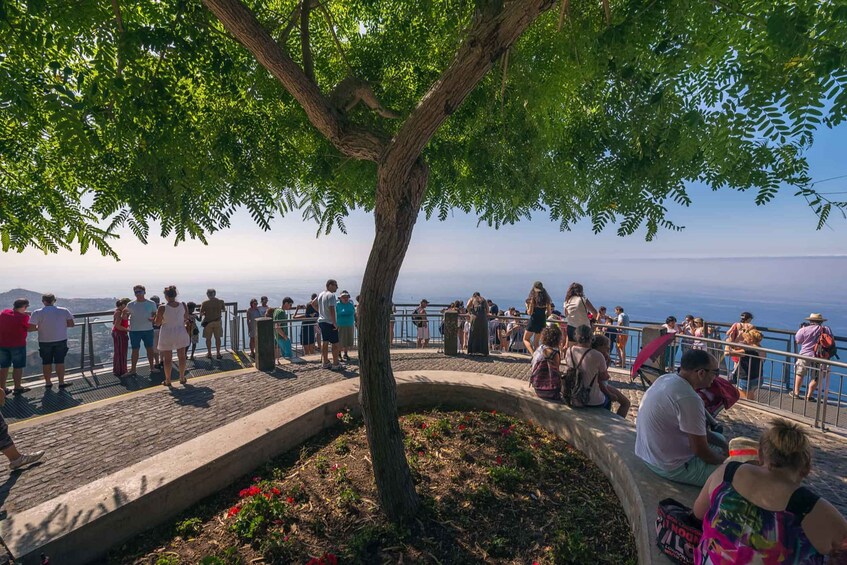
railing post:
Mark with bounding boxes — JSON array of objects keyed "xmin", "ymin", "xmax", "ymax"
[
  {"xmin": 231, "ymin": 301, "xmax": 239, "ymax": 352},
  {"xmin": 443, "ymin": 311, "xmax": 458, "ymax": 356},
  {"xmin": 88, "ymin": 317, "xmax": 95, "ymax": 373},
  {"xmin": 255, "ymin": 317, "xmax": 275, "ymax": 371},
  {"xmin": 79, "ymin": 316, "xmax": 87, "ymax": 376}
]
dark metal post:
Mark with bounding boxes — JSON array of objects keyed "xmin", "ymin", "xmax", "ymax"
[
  {"xmin": 255, "ymin": 317, "xmax": 275, "ymax": 371},
  {"xmin": 443, "ymin": 311, "xmax": 458, "ymax": 356}
]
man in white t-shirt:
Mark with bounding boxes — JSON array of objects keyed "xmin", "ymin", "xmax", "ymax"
[
  {"xmin": 635, "ymin": 349, "xmax": 728, "ymax": 486},
  {"xmin": 28, "ymin": 293, "xmax": 75, "ymax": 388},
  {"xmin": 126, "ymin": 284, "xmax": 159, "ymax": 375},
  {"xmin": 311, "ymin": 279, "xmax": 340, "ymax": 370}
]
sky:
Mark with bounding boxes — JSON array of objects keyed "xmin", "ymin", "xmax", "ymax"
[{"xmin": 2, "ymin": 122, "xmax": 847, "ymax": 302}]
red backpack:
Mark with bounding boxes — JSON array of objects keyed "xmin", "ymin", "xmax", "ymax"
[{"xmin": 814, "ymin": 326, "xmax": 838, "ymax": 360}]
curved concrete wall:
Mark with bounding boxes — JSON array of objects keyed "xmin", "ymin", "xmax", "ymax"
[{"xmin": 3, "ymin": 371, "xmax": 697, "ymax": 564}]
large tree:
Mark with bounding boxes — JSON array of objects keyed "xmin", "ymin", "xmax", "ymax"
[{"xmin": 2, "ymin": 0, "xmax": 847, "ymax": 521}]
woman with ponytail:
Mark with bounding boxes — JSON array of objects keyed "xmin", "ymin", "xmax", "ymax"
[{"xmin": 693, "ymin": 419, "xmax": 847, "ymax": 564}]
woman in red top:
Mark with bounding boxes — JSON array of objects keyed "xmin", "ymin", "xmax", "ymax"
[
  {"xmin": 0, "ymin": 298, "xmax": 32, "ymax": 394},
  {"xmin": 112, "ymin": 298, "xmax": 131, "ymax": 377}
]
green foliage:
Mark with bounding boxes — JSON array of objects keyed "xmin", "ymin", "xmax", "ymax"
[
  {"xmin": 174, "ymin": 516, "xmax": 202, "ymax": 538},
  {"xmin": 199, "ymin": 547, "xmax": 242, "ymax": 565},
  {"xmin": 259, "ymin": 531, "xmax": 301, "ymax": 562},
  {"xmin": 2, "ymin": 0, "xmax": 847, "ymax": 256},
  {"xmin": 154, "ymin": 555, "xmax": 180, "ymax": 565},
  {"xmin": 488, "ymin": 464, "xmax": 523, "ymax": 492},
  {"xmin": 230, "ymin": 493, "xmax": 289, "ymax": 541}
]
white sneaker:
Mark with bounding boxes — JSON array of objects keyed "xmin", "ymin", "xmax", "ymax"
[{"xmin": 10, "ymin": 451, "xmax": 44, "ymax": 471}]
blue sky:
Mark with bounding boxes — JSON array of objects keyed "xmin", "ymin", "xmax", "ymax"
[{"xmin": 2, "ymin": 121, "xmax": 846, "ymax": 298}]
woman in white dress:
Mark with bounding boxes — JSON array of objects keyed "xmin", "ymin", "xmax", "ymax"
[{"xmin": 154, "ymin": 285, "xmax": 191, "ymax": 386}]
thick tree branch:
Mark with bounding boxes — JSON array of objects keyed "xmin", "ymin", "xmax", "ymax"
[
  {"xmin": 381, "ymin": 0, "xmax": 556, "ymax": 182},
  {"xmin": 202, "ymin": 0, "xmax": 385, "ymax": 161}
]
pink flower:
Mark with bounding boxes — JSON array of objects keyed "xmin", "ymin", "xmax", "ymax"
[
  {"xmin": 227, "ymin": 506, "xmax": 240, "ymax": 517},
  {"xmin": 336, "ymin": 412, "xmax": 344, "ymax": 419},
  {"xmin": 417, "ymin": 451, "xmax": 424, "ymax": 456}
]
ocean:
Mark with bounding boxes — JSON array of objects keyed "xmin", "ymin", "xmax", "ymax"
[{"xmin": 228, "ymin": 256, "xmax": 847, "ymax": 336}]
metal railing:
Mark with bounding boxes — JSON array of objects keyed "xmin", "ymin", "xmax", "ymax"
[
  {"xmin": 15, "ymin": 301, "xmax": 847, "ymax": 433},
  {"xmin": 19, "ymin": 301, "xmax": 239, "ymax": 382}
]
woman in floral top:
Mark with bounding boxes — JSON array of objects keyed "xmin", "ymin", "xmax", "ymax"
[{"xmin": 693, "ymin": 419, "xmax": 847, "ymax": 564}]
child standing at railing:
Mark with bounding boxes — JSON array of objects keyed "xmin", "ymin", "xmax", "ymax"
[{"xmin": 185, "ymin": 302, "xmax": 200, "ymax": 361}]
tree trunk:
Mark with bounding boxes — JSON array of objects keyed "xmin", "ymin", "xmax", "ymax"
[{"xmin": 357, "ymin": 160, "xmax": 429, "ymax": 522}]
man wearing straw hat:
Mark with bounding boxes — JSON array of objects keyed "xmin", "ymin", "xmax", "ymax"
[{"xmin": 792, "ymin": 313, "xmax": 833, "ymax": 403}]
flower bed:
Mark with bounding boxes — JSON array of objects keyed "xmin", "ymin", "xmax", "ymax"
[{"xmin": 111, "ymin": 409, "xmax": 636, "ymax": 564}]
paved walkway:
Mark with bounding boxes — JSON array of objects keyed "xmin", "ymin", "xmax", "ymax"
[{"xmin": 1, "ymin": 352, "xmax": 844, "ymax": 524}]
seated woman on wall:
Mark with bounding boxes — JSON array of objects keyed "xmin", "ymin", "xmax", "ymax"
[
  {"xmin": 590, "ymin": 334, "xmax": 631, "ymax": 418},
  {"xmin": 693, "ymin": 419, "xmax": 847, "ymax": 564},
  {"xmin": 728, "ymin": 329, "xmax": 764, "ymax": 401},
  {"xmin": 564, "ymin": 325, "xmax": 618, "ymax": 411}
]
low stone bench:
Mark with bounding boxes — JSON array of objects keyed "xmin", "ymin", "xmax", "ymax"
[{"xmin": 1, "ymin": 371, "xmax": 697, "ymax": 564}]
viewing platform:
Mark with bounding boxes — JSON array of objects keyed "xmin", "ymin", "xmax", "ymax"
[{"xmin": 1, "ymin": 349, "xmax": 846, "ymax": 563}]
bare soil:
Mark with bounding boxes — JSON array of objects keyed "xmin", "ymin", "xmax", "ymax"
[{"xmin": 106, "ymin": 409, "xmax": 637, "ymax": 564}]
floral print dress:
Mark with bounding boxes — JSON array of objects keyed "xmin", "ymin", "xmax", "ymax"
[{"xmin": 696, "ymin": 462, "xmax": 823, "ymax": 565}]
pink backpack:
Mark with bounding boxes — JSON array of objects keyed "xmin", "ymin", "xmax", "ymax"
[{"xmin": 530, "ymin": 348, "xmax": 562, "ymax": 400}]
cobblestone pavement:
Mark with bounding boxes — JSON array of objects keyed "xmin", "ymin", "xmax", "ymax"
[{"xmin": 1, "ymin": 352, "xmax": 844, "ymax": 521}]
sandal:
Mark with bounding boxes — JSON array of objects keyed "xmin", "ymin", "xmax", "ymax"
[
  {"xmin": 163, "ymin": 381, "xmax": 172, "ymax": 387},
  {"xmin": 179, "ymin": 377, "xmax": 187, "ymax": 385}
]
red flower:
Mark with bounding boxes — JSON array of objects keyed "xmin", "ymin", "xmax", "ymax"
[
  {"xmin": 227, "ymin": 505, "xmax": 240, "ymax": 517},
  {"xmin": 263, "ymin": 492, "xmax": 272, "ymax": 499},
  {"xmin": 458, "ymin": 424, "xmax": 466, "ymax": 431},
  {"xmin": 336, "ymin": 412, "xmax": 344, "ymax": 419},
  {"xmin": 417, "ymin": 451, "xmax": 424, "ymax": 456},
  {"xmin": 496, "ymin": 456, "xmax": 503, "ymax": 465},
  {"xmin": 491, "ymin": 410, "xmax": 497, "ymax": 415},
  {"xmin": 271, "ymin": 487, "xmax": 281, "ymax": 496},
  {"xmin": 323, "ymin": 554, "xmax": 339, "ymax": 565},
  {"xmin": 239, "ymin": 485, "xmax": 261, "ymax": 498},
  {"xmin": 286, "ymin": 496, "xmax": 295, "ymax": 504},
  {"xmin": 420, "ymin": 422, "xmax": 428, "ymax": 429}
]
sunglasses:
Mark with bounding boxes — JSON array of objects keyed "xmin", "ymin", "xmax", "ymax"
[
  {"xmin": 134, "ymin": 290, "xmax": 144, "ymax": 295},
  {"xmin": 700, "ymin": 368, "xmax": 721, "ymax": 375}
]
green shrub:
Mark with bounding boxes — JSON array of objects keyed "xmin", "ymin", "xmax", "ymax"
[
  {"xmin": 260, "ymin": 531, "xmax": 300, "ymax": 562},
  {"xmin": 175, "ymin": 517, "xmax": 202, "ymax": 538},
  {"xmin": 489, "ymin": 465, "xmax": 523, "ymax": 492},
  {"xmin": 230, "ymin": 493, "xmax": 289, "ymax": 541}
]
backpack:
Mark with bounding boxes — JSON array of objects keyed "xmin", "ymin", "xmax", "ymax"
[
  {"xmin": 562, "ymin": 348, "xmax": 590, "ymax": 406},
  {"xmin": 814, "ymin": 326, "xmax": 838, "ymax": 360},
  {"xmin": 529, "ymin": 348, "xmax": 562, "ymax": 400},
  {"xmin": 412, "ymin": 308, "xmax": 426, "ymax": 328},
  {"xmin": 656, "ymin": 498, "xmax": 701, "ymax": 564}
]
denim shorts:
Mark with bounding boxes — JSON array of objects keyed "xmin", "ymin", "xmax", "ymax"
[
  {"xmin": 38, "ymin": 340, "xmax": 69, "ymax": 365},
  {"xmin": 0, "ymin": 346, "xmax": 27, "ymax": 369},
  {"xmin": 129, "ymin": 329, "xmax": 155, "ymax": 350}
]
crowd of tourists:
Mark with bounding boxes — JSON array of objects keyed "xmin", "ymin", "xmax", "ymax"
[{"xmin": 1, "ymin": 280, "xmax": 846, "ymax": 562}]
